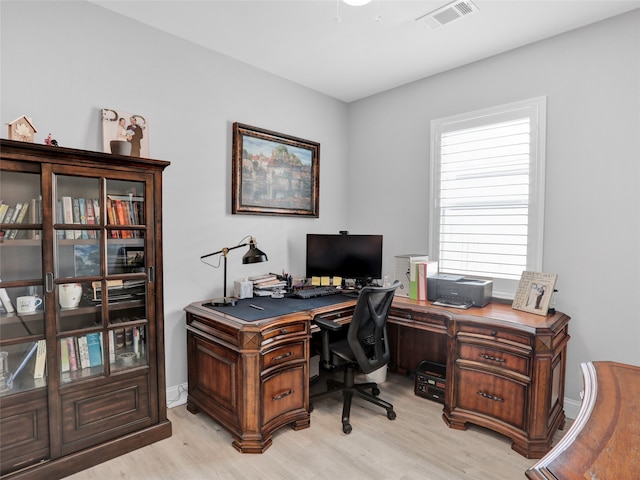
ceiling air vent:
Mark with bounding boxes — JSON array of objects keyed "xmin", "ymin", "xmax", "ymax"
[{"xmin": 416, "ymin": 0, "xmax": 479, "ymax": 29}]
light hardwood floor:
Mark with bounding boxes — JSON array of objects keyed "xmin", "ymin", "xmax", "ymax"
[{"xmin": 67, "ymin": 373, "xmax": 567, "ymax": 480}]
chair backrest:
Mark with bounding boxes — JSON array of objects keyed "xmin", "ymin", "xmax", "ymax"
[{"xmin": 347, "ymin": 281, "xmax": 400, "ymax": 374}]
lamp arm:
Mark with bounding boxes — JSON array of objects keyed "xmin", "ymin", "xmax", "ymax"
[{"xmin": 200, "ymin": 242, "xmax": 249, "ymax": 260}]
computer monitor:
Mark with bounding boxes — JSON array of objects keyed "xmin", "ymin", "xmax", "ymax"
[{"xmin": 305, "ymin": 234, "xmax": 383, "ymax": 284}]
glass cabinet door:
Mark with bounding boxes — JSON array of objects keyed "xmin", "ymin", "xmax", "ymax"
[
  {"xmin": 54, "ymin": 174, "xmax": 150, "ymax": 384},
  {"xmin": 0, "ymin": 168, "xmax": 46, "ymax": 397}
]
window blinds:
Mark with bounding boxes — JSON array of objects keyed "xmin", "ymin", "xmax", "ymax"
[{"xmin": 437, "ymin": 117, "xmax": 532, "ymax": 280}]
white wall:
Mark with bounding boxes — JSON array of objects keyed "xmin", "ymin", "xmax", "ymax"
[
  {"xmin": 2, "ymin": 2, "xmax": 639, "ymax": 413},
  {"xmin": 348, "ymin": 10, "xmax": 640, "ymax": 408},
  {"xmin": 0, "ymin": 1, "xmax": 349, "ymax": 395}
]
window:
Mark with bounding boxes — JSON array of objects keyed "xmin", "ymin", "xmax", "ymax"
[{"xmin": 429, "ymin": 97, "xmax": 546, "ymax": 298}]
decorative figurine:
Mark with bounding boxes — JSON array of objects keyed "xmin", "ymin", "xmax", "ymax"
[
  {"xmin": 45, "ymin": 133, "xmax": 58, "ymax": 146},
  {"xmin": 6, "ymin": 115, "xmax": 37, "ymax": 142}
]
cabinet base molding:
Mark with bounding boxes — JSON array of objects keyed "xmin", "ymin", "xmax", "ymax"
[{"xmin": 2, "ymin": 421, "xmax": 172, "ymax": 480}]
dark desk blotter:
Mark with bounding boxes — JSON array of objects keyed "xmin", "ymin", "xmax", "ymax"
[{"xmin": 202, "ymin": 294, "xmax": 354, "ymax": 322}]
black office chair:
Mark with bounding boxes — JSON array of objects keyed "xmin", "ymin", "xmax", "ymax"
[{"xmin": 310, "ymin": 281, "xmax": 400, "ymax": 434}]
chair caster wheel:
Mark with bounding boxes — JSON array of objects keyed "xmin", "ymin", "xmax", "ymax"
[
  {"xmin": 343, "ymin": 423, "xmax": 352, "ymax": 434},
  {"xmin": 372, "ymin": 387, "xmax": 380, "ymax": 396},
  {"xmin": 387, "ymin": 410, "xmax": 396, "ymax": 421}
]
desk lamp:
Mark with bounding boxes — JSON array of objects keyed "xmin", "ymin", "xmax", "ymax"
[{"xmin": 201, "ymin": 236, "xmax": 268, "ymax": 307}]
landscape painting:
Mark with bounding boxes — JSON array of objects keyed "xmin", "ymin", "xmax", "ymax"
[{"xmin": 232, "ymin": 123, "xmax": 319, "ymax": 217}]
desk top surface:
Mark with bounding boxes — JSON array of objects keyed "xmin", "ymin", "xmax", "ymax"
[
  {"xmin": 185, "ymin": 295, "xmax": 569, "ymax": 333},
  {"xmin": 527, "ymin": 361, "xmax": 640, "ymax": 479}
]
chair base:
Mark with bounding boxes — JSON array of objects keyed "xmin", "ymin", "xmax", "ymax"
[{"xmin": 310, "ymin": 364, "xmax": 396, "ymax": 434}]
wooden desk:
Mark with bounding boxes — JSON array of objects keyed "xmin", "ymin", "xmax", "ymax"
[
  {"xmin": 526, "ymin": 361, "xmax": 640, "ymax": 479},
  {"xmin": 184, "ymin": 296, "xmax": 570, "ymax": 457}
]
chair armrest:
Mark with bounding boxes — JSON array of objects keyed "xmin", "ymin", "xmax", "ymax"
[{"xmin": 313, "ymin": 316, "xmax": 343, "ymax": 332}]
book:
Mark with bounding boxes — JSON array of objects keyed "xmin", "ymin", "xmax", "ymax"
[
  {"xmin": 11, "ymin": 202, "xmax": 30, "ymax": 239},
  {"xmin": 5, "ymin": 202, "xmax": 23, "ymax": 239},
  {"xmin": 62, "ymin": 196, "xmax": 75, "ymax": 239},
  {"xmin": 86, "ymin": 332, "xmax": 102, "ymax": 367},
  {"xmin": 67, "ymin": 337, "xmax": 78, "ymax": 371},
  {"xmin": 0, "ymin": 277, "xmax": 15, "ymax": 313},
  {"xmin": 115, "ymin": 329, "xmax": 125, "ymax": 349},
  {"xmin": 60, "ymin": 338, "xmax": 70, "ymax": 372},
  {"xmin": 416, "ymin": 261, "xmax": 438, "ymax": 301},
  {"xmin": 71, "ymin": 197, "xmax": 82, "ymax": 239},
  {"xmin": 92, "ymin": 198, "xmax": 101, "ymax": 225},
  {"xmin": 85, "ymin": 197, "xmax": 96, "ymax": 239},
  {"xmin": 0, "ymin": 202, "xmax": 9, "ymax": 223},
  {"xmin": 30, "ymin": 197, "xmax": 41, "ymax": 240},
  {"xmin": 109, "ymin": 330, "xmax": 116, "ymax": 364},
  {"xmin": 78, "ymin": 198, "xmax": 89, "ymax": 239},
  {"xmin": 76, "ymin": 336, "xmax": 90, "ymax": 369},
  {"xmin": 33, "ymin": 339, "xmax": 47, "ymax": 379}
]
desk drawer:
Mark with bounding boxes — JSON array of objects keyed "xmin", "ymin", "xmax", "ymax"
[
  {"xmin": 262, "ymin": 322, "xmax": 306, "ymax": 343},
  {"xmin": 262, "ymin": 365, "xmax": 305, "ymax": 426},
  {"xmin": 458, "ymin": 324, "xmax": 531, "ymax": 347},
  {"xmin": 263, "ymin": 342, "xmax": 305, "ymax": 370},
  {"xmin": 459, "ymin": 343, "xmax": 530, "ymax": 376},
  {"xmin": 456, "ymin": 368, "xmax": 527, "ymax": 430}
]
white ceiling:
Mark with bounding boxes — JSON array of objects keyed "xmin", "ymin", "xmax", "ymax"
[{"xmin": 91, "ymin": 0, "xmax": 640, "ymax": 102}]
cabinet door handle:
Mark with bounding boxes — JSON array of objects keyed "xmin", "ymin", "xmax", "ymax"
[
  {"xmin": 479, "ymin": 353, "xmax": 506, "ymax": 363},
  {"xmin": 273, "ymin": 351, "xmax": 294, "ymax": 361},
  {"xmin": 272, "ymin": 389, "xmax": 293, "ymax": 401},
  {"xmin": 45, "ymin": 272, "xmax": 54, "ymax": 293},
  {"xmin": 477, "ymin": 391, "xmax": 504, "ymax": 402}
]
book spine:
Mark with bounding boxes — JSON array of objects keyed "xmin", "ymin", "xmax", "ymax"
[
  {"xmin": 67, "ymin": 337, "xmax": 78, "ymax": 371},
  {"xmin": 86, "ymin": 332, "xmax": 103, "ymax": 367},
  {"xmin": 0, "ymin": 202, "xmax": 8, "ymax": 223},
  {"xmin": 8, "ymin": 342, "xmax": 38, "ymax": 383},
  {"xmin": 5, "ymin": 202, "xmax": 22, "ymax": 239},
  {"xmin": 0, "ymin": 282, "xmax": 15, "ymax": 313},
  {"xmin": 77, "ymin": 336, "xmax": 90, "ymax": 369},
  {"xmin": 60, "ymin": 338, "xmax": 70, "ymax": 372},
  {"xmin": 78, "ymin": 198, "xmax": 89, "ymax": 239},
  {"xmin": 92, "ymin": 198, "xmax": 101, "ymax": 225},
  {"xmin": 71, "ymin": 198, "xmax": 82, "ymax": 239},
  {"xmin": 33, "ymin": 339, "xmax": 47, "ymax": 379},
  {"xmin": 85, "ymin": 197, "xmax": 96, "ymax": 239},
  {"xmin": 109, "ymin": 330, "xmax": 116, "ymax": 364},
  {"xmin": 62, "ymin": 196, "xmax": 75, "ymax": 239}
]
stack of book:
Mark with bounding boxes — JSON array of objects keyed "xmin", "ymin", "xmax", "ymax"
[
  {"xmin": 249, "ymin": 274, "xmax": 287, "ymax": 296},
  {"xmin": 0, "ymin": 197, "xmax": 42, "ymax": 240}
]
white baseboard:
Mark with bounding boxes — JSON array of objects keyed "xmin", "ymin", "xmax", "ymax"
[
  {"xmin": 564, "ymin": 396, "xmax": 581, "ymax": 420},
  {"xmin": 166, "ymin": 382, "xmax": 188, "ymax": 409}
]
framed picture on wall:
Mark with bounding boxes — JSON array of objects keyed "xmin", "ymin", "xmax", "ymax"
[
  {"xmin": 512, "ymin": 271, "xmax": 558, "ymax": 316},
  {"xmin": 231, "ymin": 122, "xmax": 320, "ymax": 217}
]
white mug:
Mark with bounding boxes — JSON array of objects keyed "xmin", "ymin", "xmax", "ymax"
[
  {"xmin": 59, "ymin": 283, "xmax": 82, "ymax": 309},
  {"xmin": 16, "ymin": 295, "xmax": 43, "ymax": 314}
]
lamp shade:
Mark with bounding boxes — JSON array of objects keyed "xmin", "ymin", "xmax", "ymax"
[{"xmin": 242, "ymin": 243, "xmax": 268, "ymax": 264}]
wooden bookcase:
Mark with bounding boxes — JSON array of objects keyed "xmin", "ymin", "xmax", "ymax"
[{"xmin": 0, "ymin": 139, "xmax": 171, "ymax": 479}]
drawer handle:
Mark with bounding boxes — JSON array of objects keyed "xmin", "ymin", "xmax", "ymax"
[
  {"xmin": 273, "ymin": 351, "xmax": 294, "ymax": 361},
  {"xmin": 280, "ymin": 328, "xmax": 288, "ymax": 335},
  {"xmin": 273, "ymin": 389, "xmax": 293, "ymax": 401},
  {"xmin": 479, "ymin": 353, "xmax": 506, "ymax": 363},
  {"xmin": 477, "ymin": 391, "xmax": 504, "ymax": 402}
]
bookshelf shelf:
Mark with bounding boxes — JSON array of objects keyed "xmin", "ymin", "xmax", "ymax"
[{"xmin": 0, "ymin": 139, "xmax": 171, "ymax": 480}]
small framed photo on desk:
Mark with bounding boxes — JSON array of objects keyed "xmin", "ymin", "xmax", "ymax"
[{"xmin": 512, "ymin": 271, "xmax": 557, "ymax": 316}]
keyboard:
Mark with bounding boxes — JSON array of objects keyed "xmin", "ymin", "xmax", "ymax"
[{"xmin": 292, "ymin": 286, "xmax": 341, "ymax": 299}]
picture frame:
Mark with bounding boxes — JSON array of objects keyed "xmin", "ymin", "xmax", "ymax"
[
  {"xmin": 512, "ymin": 271, "xmax": 558, "ymax": 316},
  {"xmin": 232, "ymin": 122, "xmax": 319, "ymax": 217},
  {"xmin": 74, "ymin": 244, "xmax": 100, "ymax": 277},
  {"xmin": 122, "ymin": 246, "xmax": 145, "ymax": 273},
  {"xmin": 101, "ymin": 108, "xmax": 150, "ymax": 158}
]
